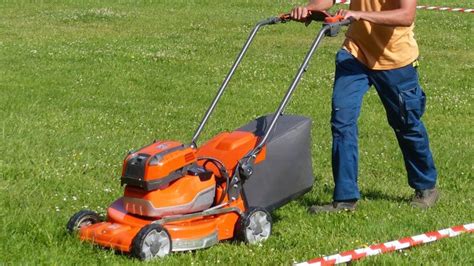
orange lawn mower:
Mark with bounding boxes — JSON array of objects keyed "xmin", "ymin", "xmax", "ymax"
[{"xmin": 67, "ymin": 11, "xmax": 351, "ymax": 261}]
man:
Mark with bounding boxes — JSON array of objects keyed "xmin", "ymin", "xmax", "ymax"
[{"xmin": 290, "ymin": 0, "xmax": 439, "ymax": 212}]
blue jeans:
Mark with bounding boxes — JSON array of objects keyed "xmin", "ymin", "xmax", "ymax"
[{"xmin": 331, "ymin": 49, "xmax": 437, "ymax": 201}]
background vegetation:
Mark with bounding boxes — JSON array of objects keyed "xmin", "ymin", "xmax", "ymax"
[{"xmin": 1, "ymin": 0, "xmax": 472, "ymax": 264}]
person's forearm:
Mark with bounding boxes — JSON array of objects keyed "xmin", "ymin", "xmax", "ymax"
[
  {"xmin": 340, "ymin": 0, "xmax": 416, "ymax": 27},
  {"xmin": 357, "ymin": 10, "xmax": 415, "ymax": 26},
  {"xmin": 307, "ymin": 0, "xmax": 334, "ymax": 11}
]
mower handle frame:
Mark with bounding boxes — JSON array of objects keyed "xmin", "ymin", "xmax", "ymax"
[
  {"xmin": 238, "ymin": 19, "xmax": 350, "ymax": 179},
  {"xmin": 190, "ymin": 14, "xmax": 350, "ymax": 154},
  {"xmin": 190, "ymin": 17, "xmax": 284, "ymax": 148}
]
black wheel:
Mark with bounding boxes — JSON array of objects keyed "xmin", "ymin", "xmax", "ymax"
[
  {"xmin": 66, "ymin": 210, "xmax": 100, "ymax": 233},
  {"xmin": 131, "ymin": 224, "xmax": 172, "ymax": 261},
  {"xmin": 237, "ymin": 207, "xmax": 272, "ymax": 244}
]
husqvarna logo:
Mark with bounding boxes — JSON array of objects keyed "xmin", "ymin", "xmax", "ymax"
[{"xmin": 156, "ymin": 143, "xmax": 168, "ymax": 150}]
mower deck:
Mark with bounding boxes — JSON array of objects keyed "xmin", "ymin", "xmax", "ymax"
[{"xmin": 79, "ymin": 198, "xmax": 243, "ymax": 252}]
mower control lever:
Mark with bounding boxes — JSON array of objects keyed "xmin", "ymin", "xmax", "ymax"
[
  {"xmin": 323, "ymin": 16, "xmax": 352, "ymax": 37},
  {"xmin": 279, "ymin": 10, "xmax": 350, "ymax": 25}
]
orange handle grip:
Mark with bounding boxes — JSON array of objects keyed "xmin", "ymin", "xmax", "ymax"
[
  {"xmin": 279, "ymin": 13, "xmax": 291, "ymax": 20},
  {"xmin": 279, "ymin": 10, "xmax": 343, "ymax": 23},
  {"xmin": 324, "ymin": 14, "xmax": 345, "ymax": 23}
]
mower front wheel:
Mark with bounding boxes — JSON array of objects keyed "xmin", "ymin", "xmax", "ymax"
[
  {"xmin": 66, "ymin": 210, "xmax": 101, "ymax": 233},
  {"xmin": 238, "ymin": 207, "xmax": 273, "ymax": 244},
  {"xmin": 131, "ymin": 224, "xmax": 172, "ymax": 261}
]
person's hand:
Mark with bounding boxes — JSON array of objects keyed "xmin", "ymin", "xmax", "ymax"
[
  {"xmin": 290, "ymin": 6, "xmax": 310, "ymax": 22},
  {"xmin": 336, "ymin": 9, "xmax": 361, "ymax": 21}
]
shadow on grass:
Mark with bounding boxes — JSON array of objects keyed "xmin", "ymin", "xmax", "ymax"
[
  {"xmin": 361, "ymin": 189, "xmax": 410, "ymax": 203},
  {"xmin": 292, "ymin": 185, "xmax": 410, "ymax": 210},
  {"xmin": 271, "ymin": 211, "xmax": 283, "ymax": 223},
  {"xmin": 286, "ymin": 185, "xmax": 332, "ymax": 210}
]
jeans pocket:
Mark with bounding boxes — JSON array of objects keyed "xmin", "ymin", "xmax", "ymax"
[{"xmin": 397, "ymin": 80, "xmax": 426, "ymax": 127}]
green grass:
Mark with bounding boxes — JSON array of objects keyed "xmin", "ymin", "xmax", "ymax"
[{"xmin": 0, "ymin": 0, "xmax": 473, "ymax": 264}]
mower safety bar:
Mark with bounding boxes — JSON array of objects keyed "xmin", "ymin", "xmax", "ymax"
[{"xmin": 279, "ymin": 10, "xmax": 348, "ymax": 24}]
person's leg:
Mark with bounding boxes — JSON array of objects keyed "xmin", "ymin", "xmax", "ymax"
[
  {"xmin": 310, "ymin": 49, "xmax": 370, "ymax": 214},
  {"xmin": 326, "ymin": 50, "xmax": 372, "ymax": 198},
  {"xmin": 330, "ymin": 50, "xmax": 371, "ymax": 203},
  {"xmin": 369, "ymin": 64, "xmax": 438, "ymax": 207}
]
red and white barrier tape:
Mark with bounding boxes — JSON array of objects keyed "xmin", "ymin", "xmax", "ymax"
[
  {"xmin": 416, "ymin": 5, "xmax": 474, "ymax": 13},
  {"xmin": 294, "ymin": 223, "xmax": 474, "ymax": 265},
  {"xmin": 334, "ymin": 0, "xmax": 474, "ymax": 14},
  {"xmin": 334, "ymin": 0, "xmax": 350, "ymax": 4}
]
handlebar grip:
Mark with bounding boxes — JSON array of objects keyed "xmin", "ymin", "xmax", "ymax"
[
  {"xmin": 324, "ymin": 14, "xmax": 345, "ymax": 23},
  {"xmin": 339, "ymin": 19, "xmax": 352, "ymax": 26},
  {"xmin": 279, "ymin": 13, "xmax": 291, "ymax": 21},
  {"xmin": 279, "ymin": 10, "xmax": 331, "ymax": 22},
  {"xmin": 276, "ymin": 11, "xmax": 352, "ymax": 26}
]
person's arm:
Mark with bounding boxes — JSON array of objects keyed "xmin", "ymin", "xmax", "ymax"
[
  {"xmin": 307, "ymin": 0, "xmax": 335, "ymax": 10},
  {"xmin": 290, "ymin": 0, "xmax": 335, "ymax": 21},
  {"xmin": 338, "ymin": 0, "xmax": 416, "ymax": 27}
]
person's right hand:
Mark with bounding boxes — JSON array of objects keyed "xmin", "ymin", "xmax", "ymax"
[{"xmin": 290, "ymin": 6, "xmax": 310, "ymax": 22}]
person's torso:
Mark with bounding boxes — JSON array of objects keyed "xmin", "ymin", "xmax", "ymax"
[{"xmin": 344, "ymin": 0, "xmax": 419, "ymax": 70}]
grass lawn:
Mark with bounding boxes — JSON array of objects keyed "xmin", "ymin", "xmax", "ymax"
[{"xmin": 0, "ymin": 0, "xmax": 473, "ymax": 264}]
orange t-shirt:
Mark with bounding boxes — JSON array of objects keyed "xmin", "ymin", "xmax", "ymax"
[{"xmin": 343, "ymin": 0, "xmax": 419, "ymax": 70}]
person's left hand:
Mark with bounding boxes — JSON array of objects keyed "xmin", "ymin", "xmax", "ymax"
[{"xmin": 336, "ymin": 9, "xmax": 361, "ymax": 21}]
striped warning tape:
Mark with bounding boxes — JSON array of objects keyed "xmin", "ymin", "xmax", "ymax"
[
  {"xmin": 416, "ymin": 5, "xmax": 474, "ymax": 13},
  {"xmin": 334, "ymin": 0, "xmax": 350, "ymax": 4},
  {"xmin": 294, "ymin": 223, "xmax": 474, "ymax": 265},
  {"xmin": 334, "ymin": 0, "xmax": 474, "ymax": 14}
]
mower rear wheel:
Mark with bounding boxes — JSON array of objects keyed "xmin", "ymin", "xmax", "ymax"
[
  {"xmin": 131, "ymin": 224, "xmax": 172, "ymax": 261},
  {"xmin": 66, "ymin": 210, "xmax": 101, "ymax": 233},
  {"xmin": 239, "ymin": 207, "xmax": 272, "ymax": 244}
]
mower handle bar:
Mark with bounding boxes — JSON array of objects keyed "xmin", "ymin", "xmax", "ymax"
[
  {"xmin": 249, "ymin": 22, "xmax": 342, "ymax": 157},
  {"xmin": 190, "ymin": 13, "xmax": 350, "ymax": 149}
]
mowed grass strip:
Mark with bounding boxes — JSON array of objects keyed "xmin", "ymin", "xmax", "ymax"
[{"xmin": 0, "ymin": 1, "xmax": 473, "ymax": 264}]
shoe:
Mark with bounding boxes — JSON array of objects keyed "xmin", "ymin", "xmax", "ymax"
[
  {"xmin": 411, "ymin": 188, "xmax": 439, "ymax": 209},
  {"xmin": 308, "ymin": 201, "xmax": 357, "ymax": 214}
]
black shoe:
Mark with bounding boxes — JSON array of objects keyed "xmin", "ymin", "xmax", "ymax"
[
  {"xmin": 411, "ymin": 188, "xmax": 439, "ymax": 209},
  {"xmin": 308, "ymin": 201, "xmax": 357, "ymax": 214}
]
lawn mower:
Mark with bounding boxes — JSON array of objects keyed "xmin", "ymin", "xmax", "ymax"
[{"xmin": 67, "ymin": 11, "xmax": 351, "ymax": 261}]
